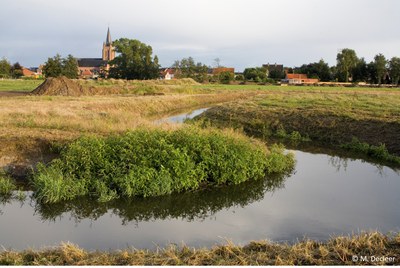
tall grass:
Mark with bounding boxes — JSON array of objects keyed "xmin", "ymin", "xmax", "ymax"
[
  {"xmin": 32, "ymin": 126, "xmax": 294, "ymax": 203},
  {"xmin": 0, "ymin": 176, "xmax": 16, "ymax": 197},
  {"xmin": 341, "ymin": 137, "xmax": 400, "ymax": 164}
]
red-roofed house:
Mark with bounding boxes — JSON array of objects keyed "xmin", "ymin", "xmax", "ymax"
[
  {"xmin": 160, "ymin": 68, "xmax": 176, "ymax": 80},
  {"xmin": 283, "ymin": 73, "xmax": 319, "ymax": 84}
]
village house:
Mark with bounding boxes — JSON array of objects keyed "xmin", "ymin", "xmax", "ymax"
[
  {"xmin": 211, "ymin": 67, "xmax": 235, "ymax": 75},
  {"xmin": 282, "ymin": 73, "xmax": 319, "ymax": 84},
  {"xmin": 160, "ymin": 68, "xmax": 176, "ymax": 80}
]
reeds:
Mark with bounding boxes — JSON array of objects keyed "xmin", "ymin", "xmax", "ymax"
[{"xmin": 1, "ymin": 232, "xmax": 398, "ymax": 265}]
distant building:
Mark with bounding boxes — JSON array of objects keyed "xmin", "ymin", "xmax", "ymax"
[
  {"xmin": 160, "ymin": 68, "xmax": 176, "ymax": 80},
  {"xmin": 21, "ymin": 67, "xmax": 43, "ymax": 79},
  {"xmin": 77, "ymin": 27, "xmax": 115, "ymax": 78},
  {"xmin": 211, "ymin": 67, "xmax": 235, "ymax": 75},
  {"xmin": 282, "ymin": 73, "xmax": 319, "ymax": 84},
  {"xmin": 22, "ymin": 67, "xmax": 36, "ymax": 77}
]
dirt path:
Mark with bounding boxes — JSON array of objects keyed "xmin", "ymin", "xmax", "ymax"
[{"xmin": 0, "ymin": 91, "xmax": 28, "ymax": 97}]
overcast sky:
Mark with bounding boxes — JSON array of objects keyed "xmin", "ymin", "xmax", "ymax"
[{"xmin": 1, "ymin": 0, "xmax": 399, "ymax": 71}]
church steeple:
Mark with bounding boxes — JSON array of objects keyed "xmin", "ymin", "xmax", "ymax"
[
  {"xmin": 105, "ymin": 27, "xmax": 112, "ymax": 46},
  {"xmin": 102, "ymin": 27, "xmax": 115, "ymax": 61}
]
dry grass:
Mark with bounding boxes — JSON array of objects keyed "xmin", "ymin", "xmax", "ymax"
[
  {"xmin": 0, "ymin": 92, "xmax": 254, "ymax": 137},
  {"xmin": 1, "ymin": 232, "xmax": 398, "ymax": 265},
  {"xmin": 0, "ymin": 91, "xmax": 258, "ymax": 176}
]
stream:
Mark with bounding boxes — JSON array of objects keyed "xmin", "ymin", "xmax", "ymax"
[{"xmin": 0, "ymin": 108, "xmax": 399, "ymax": 251}]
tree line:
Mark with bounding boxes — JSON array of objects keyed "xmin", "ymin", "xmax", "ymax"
[
  {"xmin": 242, "ymin": 49, "xmax": 400, "ymax": 85},
  {"xmin": 2, "ymin": 41, "xmax": 400, "ymax": 85},
  {"xmin": 0, "ymin": 59, "xmax": 24, "ymax": 79}
]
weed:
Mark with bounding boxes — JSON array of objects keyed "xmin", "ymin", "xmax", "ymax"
[
  {"xmin": 341, "ymin": 137, "xmax": 400, "ymax": 164},
  {"xmin": 0, "ymin": 173, "xmax": 16, "ymax": 197}
]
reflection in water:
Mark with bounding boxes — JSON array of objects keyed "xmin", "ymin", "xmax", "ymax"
[
  {"xmin": 1, "ymin": 150, "xmax": 399, "ymax": 250},
  {"xmin": 34, "ymin": 173, "xmax": 288, "ymax": 224}
]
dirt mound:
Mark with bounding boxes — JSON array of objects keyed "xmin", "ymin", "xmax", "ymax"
[{"xmin": 31, "ymin": 77, "xmax": 88, "ymax": 96}]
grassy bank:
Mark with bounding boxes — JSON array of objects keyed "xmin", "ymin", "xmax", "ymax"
[
  {"xmin": 32, "ymin": 126, "xmax": 294, "ymax": 203},
  {"xmin": 0, "ymin": 89, "xmax": 257, "ymax": 178},
  {"xmin": 197, "ymin": 88, "xmax": 400, "ymax": 163},
  {"xmin": 0, "ymin": 232, "xmax": 398, "ymax": 265}
]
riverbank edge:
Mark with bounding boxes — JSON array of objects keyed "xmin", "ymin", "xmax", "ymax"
[
  {"xmin": 0, "ymin": 232, "xmax": 398, "ymax": 265},
  {"xmin": 198, "ymin": 105, "xmax": 400, "ymax": 165}
]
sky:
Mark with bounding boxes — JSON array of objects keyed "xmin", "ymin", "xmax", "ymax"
[{"xmin": 1, "ymin": 0, "xmax": 400, "ymax": 71}]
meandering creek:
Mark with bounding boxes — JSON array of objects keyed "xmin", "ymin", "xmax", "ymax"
[{"xmin": 0, "ymin": 108, "xmax": 399, "ymax": 251}]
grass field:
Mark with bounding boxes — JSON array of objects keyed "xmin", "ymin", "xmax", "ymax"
[{"xmin": 0, "ymin": 79, "xmax": 44, "ymax": 92}]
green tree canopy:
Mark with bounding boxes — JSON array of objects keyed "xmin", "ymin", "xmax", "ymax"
[
  {"xmin": 11, "ymin": 62, "xmax": 23, "ymax": 78},
  {"xmin": 373, "ymin": 53, "xmax": 387, "ymax": 84},
  {"xmin": 389, "ymin": 57, "xmax": 400, "ymax": 85},
  {"xmin": 218, "ymin": 71, "xmax": 234, "ymax": 84},
  {"xmin": 108, "ymin": 38, "xmax": 160, "ymax": 80},
  {"xmin": 336, "ymin": 48, "xmax": 358, "ymax": 82},
  {"xmin": 62, "ymin": 55, "xmax": 79, "ymax": 79},
  {"xmin": 243, "ymin": 67, "xmax": 267, "ymax": 82},
  {"xmin": 0, "ymin": 57, "xmax": 11, "ymax": 78},
  {"xmin": 296, "ymin": 59, "xmax": 332, "ymax": 81},
  {"xmin": 43, "ymin": 54, "xmax": 63, "ymax": 78},
  {"xmin": 43, "ymin": 54, "xmax": 79, "ymax": 79},
  {"xmin": 173, "ymin": 57, "xmax": 209, "ymax": 83}
]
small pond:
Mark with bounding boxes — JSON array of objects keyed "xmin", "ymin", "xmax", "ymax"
[{"xmin": 0, "ymin": 108, "xmax": 399, "ymax": 251}]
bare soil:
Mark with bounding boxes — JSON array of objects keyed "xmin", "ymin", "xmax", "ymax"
[{"xmin": 31, "ymin": 76, "xmax": 88, "ymax": 96}]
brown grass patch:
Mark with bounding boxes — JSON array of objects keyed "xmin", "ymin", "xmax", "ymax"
[{"xmin": 1, "ymin": 232, "xmax": 398, "ymax": 265}]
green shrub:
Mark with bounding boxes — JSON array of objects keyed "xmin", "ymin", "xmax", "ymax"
[{"xmin": 32, "ymin": 127, "xmax": 295, "ymax": 203}]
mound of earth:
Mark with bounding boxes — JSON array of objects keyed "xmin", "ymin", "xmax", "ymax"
[{"xmin": 31, "ymin": 76, "xmax": 88, "ymax": 96}]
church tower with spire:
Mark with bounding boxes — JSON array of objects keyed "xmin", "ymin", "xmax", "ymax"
[{"xmin": 102, "ymin": 27, "xmax": 115, "ymax": 61}]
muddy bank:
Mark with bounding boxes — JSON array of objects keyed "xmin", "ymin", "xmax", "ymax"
[
  {"xmin": 199, "ymin": 105, "xmax": 400, "ymax": 156},
  {"xmin": 0, "ymin": 137, "xmax": 58, "ymax": 179}
]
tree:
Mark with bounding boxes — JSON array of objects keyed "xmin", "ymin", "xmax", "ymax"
[
  {"xmin": 352, "ymin": 58, "xmax": 369, "ymax": 83},
  {"xmin": 218, "ymin": 71, "xmax": 234, "ymax": 84},
  {"xmin": 62, "ymin": 54, "xmax": 79, "ymax": 79},
  {"xmin": 11, "ymin": 62, "xmax": 23, "ymax": 78},
  {"xmin": 336, "ymin": 48, "xmax": 358, "ymax": 82},
  {"xmin": 295, "ymin": 59, "xmax": 332, "ymax": 81},
  {"xmin": 173, "ymin": 57, "xmax": 209, "ymax": 83},
  {"xmin": 366, "ymin": 61, "xmax": 377, "ymax": 84},
  {"xmin": 0, "ymin": 57, "xmax": 11, "ymax": 78},
  {"xmin": 213, "ymin": 58, "xmax": 222, "ymax": 68},
  {"xmin": 43, "ymin": 54, "xmax": 63, "ymax": 78},
  {"xmin": 108, "ymin": 38, "xmax": 160, "ymax": 80},
  {"xmin": 243, "ymin": 67, "xmax": 267, "ymax": 82},
  {"xmin": 389, "ymin": 57, "xmax": 400, "ymax": 85},
  {"xmin": 373, "ymin": 53, "xmax": 387, "ymax": 85}
]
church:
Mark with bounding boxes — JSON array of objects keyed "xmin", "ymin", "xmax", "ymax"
[{"xmin": 77, "ymin": 28, "xmax": 115, "ymax": 78}]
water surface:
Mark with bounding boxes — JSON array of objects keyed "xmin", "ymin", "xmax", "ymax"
[{"xmin": 0, "ymin": 107, "xmax": 399, "ymax": 251}]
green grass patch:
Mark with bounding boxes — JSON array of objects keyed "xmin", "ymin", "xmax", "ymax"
[
  {"xmin": 0, "ymin": 79, "xmax": 43, "ymax": 91},
  {"xmin": 0, "ymin": 174, "xmax": 16, "ymax": 197},
  {"xmin": 32, "ymin": 126, "xmax": 294, "ymax": 204},
  {"xmin": 341, "ymin": 137, "xmax": 400, "ymax": 165}
]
